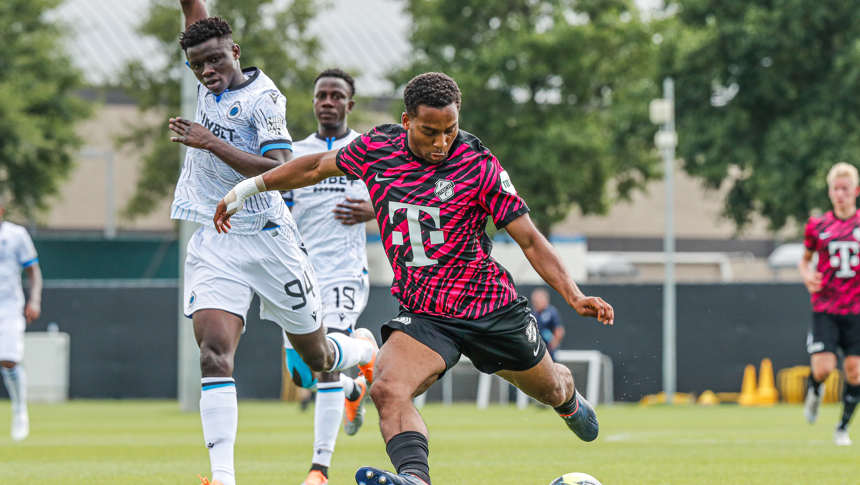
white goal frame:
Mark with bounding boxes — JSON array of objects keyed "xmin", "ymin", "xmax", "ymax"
[{"xmin": 413, "ymin": 350, "xmax": 613, "ymax": 408}]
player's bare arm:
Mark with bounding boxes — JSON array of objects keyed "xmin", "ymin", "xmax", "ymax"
[
  {"xmin": 180, "ymin": 0, "xmax": 208, "ymax": 29},
  {"xmin": 798, "ymin": 248, "xmax": 823, "ymax": 294},
  {"xmin": 169, "ymin": 116, "xmax": 291, "ymax": 176},
  {"xmin": 214, "ymin": 149, "xmax": 343, "ymax": 232},
  {"xmin": 23, "ymin": 263, "xmax": 42, "ymax": 324},
  {"xmin": 505, "ymin": 214, "xmax": 614, "ymax": 325},
  {"xmin": 334, "ymin": 197, "xmax": 375, "ymax": 226}
]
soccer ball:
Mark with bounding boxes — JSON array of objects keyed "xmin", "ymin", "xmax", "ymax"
[{"xmin": 549, "ymin": 472, "xmax": 602, "ymax": 485}]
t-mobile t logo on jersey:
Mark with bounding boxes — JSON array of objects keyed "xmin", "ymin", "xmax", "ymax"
[
  {"xmin": 388, "ymin": 202, "xmax": 445, "ymax": 267},
  {"xmin": 828, "ymin": 240, "xmax": 860, "ymax": 277}
]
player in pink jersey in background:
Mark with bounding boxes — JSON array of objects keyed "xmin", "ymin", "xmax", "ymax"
[
  {"xmin": 799, "ymin": 162, "xmax": 860, "ymax": 446},
  {"xmin": 214, "ymin": 72, "xmax": 614, "ymax": 485}
]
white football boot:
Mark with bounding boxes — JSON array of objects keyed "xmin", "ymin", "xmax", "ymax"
[
  {"xmin": 834, "ymin": 426, "xmax": 852, "ymax": 446},
  {"xmin": 804, "ymin": 385, "xmax": 823, "ymax": 424},
  {"xmin": 11, "ymin": 410, "xmax": 29, "ymax": 441}
]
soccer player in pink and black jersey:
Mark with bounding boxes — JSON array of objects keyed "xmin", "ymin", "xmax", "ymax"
[
  {"xmin": 799, "ymin": 162, "xmax": 860, "ymax": 446},
  {"xmin": 215, "ymin": 72, "xmax": 614, "ymax": 485}
]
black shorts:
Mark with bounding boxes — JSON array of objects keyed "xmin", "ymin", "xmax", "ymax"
[
  {"xmin": 808, "ymin": 312, "xmax": 860, "ymax": 356},
  {"xmin": 381, "ymin": 295, "xmax": 547, "ymax": 376}
]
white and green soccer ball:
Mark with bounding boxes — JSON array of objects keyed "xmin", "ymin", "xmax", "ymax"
[{"xmin": 549, "ymin": 472, "xmax": 602, "ymax": 485}]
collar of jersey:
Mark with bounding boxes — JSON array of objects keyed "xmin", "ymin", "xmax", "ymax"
[
  {"xmin": 208, "ymin": 66, "xmax": 261, "ymax": 103},
  {"xmin": 314, "ymin": 129, "xmax": 354, "ymax": 143}
]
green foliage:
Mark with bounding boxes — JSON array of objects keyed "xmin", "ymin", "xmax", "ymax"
[
  {"xmin": 663, "ymin": 0, "xmax": 860, "ymax": 231},
  {"xmin": 0, "ymin": 0, "xmax": 89, "ymax": 217},
  {"xmin": 120, "ymin": 0, "xmax": 323, "ymax": 220},
  {"xmin": 392, "ymin": 0, "xmax": 662, "ymax": 234}
]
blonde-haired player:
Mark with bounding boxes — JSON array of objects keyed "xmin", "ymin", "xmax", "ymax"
[{"xmin": 799, "ymin": 162, "xmax": 860, "ymax": 446}]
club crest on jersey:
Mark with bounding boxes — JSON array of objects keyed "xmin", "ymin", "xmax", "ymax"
[
  {"xmin": 434, "ymin": 179, "xmax": 455, "ymax": 201},
  {"xmin": 267, "ymin": 116, "xmax": 287, "ymax": 136},
  {"xmin": 226, "ymin": 101, "xmax": 242, "ymax": 120}
]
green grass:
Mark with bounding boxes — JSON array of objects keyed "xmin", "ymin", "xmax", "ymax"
[{"xmin": 0, "ymin": 400, "xmax": 857, "ymax": 484}]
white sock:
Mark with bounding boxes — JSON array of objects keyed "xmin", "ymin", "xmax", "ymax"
[
  {"xmin": 1, "ymin": 365, "xmax": 27, "ymax": 415},
  {"xmin": 339, "ymin": 374, "xmax": 357, "ymax": 399},
  {"xmin": 312, "ymin": 381, "xmax": 345, "ymax": 467},
  {"xmin": 326, "ymin": 333, "xmax": 373, "ymax": 372},
  {"xmin": 200, "ymin": 377, "xmax": 238, "ymax": 485}
]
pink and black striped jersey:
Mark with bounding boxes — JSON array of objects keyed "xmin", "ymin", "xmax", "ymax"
[
  {"xmin": 336, "ymin": 124, "xmax": 529, "ymax": 320},
  {"xmin": 803, "ymin": 209, "xmax": 860, "ymax": 315}
]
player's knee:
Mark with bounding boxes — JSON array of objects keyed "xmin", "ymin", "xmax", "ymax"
[
  {"xmin": 813, "ymin": 366, "xmax": 834, "ymax": 382},
  {"xmin": 199, "ymin": 348, "xmax": 233, "ymax": 376},
  {"xmin": 844, "ymin": 363, "xmax": 860, "ymax": 384},
  {"xmin": 303, "ymin": 353, "xmax": 331, "ymax": 374},
  {"xmin": 369, "ymin": 379, "xmax": 400, "ymax": 409},
  {"xmin": 286, "ymin": 349, "xmax": 318, "ymax": 389}
]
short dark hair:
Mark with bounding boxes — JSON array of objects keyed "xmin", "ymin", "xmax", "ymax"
[
  {"xmin": 179, "ymin": 17, "xmax": 233, "ymax": 51},
  {"xmin": 315, "ymin": 68, "xmax": 356, "ymax": 97},
  {"xmin": 403, "ymin": 72, "xmax": 461, "ymax": 117}
]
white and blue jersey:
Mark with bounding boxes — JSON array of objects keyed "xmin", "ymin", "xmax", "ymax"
[
  {"xmin": 285, "ymin": 130, "xmax": 369, "ymax": 281},
  {"xmin": 172, "ymin": 67, "xmax": 293, "ymax": 234},
  {"xmin": 0, "ymin": 222, "xmax": 38, "ymax": 319}
]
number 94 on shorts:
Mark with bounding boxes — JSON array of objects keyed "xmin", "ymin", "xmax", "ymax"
[{"xmin": 183, "ymin": 224, "xmax": 322, "ymax": 334}]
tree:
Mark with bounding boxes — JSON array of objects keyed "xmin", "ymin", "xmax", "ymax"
[
  {"xmin": 120, "ymin": 0, "xmax": 323, "ymax": 220},
  {"xmin": 391, "ymin": 0, "xmax": 662, "ymax": 235},
  {"xmin": 0, "ymin": 0, "xmax": 89, "ymax": 217},
  {"xmin": 662, "ymin": 0, "xmax": 860, "ymax": 231}
]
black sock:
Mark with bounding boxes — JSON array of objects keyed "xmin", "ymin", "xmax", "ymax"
[
  {"xmin": 310, "ymin": 463, "xmax": 328, "ymax": 478},
  {"xmin": 839, "ymin": 383, "xmax": 860, "ymax": 430},
  {"xmin": 386, "ymin": 431, "xmax": 431, "ymax": 484},
  {"xmin": 809, "ymin": 373, "xmax": 824, "ymax": 396},
  {"xmin": 554, "ymin": 392, "xmax": 579, "ymax": 416}
]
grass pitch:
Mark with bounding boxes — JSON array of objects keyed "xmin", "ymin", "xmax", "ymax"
[{"xmin": 0, "ymin": 400, "xmax": 856, "ymax": 484}]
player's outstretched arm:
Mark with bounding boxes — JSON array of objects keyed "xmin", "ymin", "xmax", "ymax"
[
  {"xmin": 506, "ymin": 214, "xmax": 614, "ymax": 325},
  {"xmin": 214, "ymin": 150, "xmax": 344, "ymax": 232},
  {"xmin": 180, "ymin": 0, "xmax": 209, "ymax": 29}
]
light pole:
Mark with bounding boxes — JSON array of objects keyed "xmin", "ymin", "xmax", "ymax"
[
  {"xmin": 650, "ymin": 78, "xmax": 678, "ymax": 403},
  {"xmin": 177, "ymin": 63, "xmax": 201, "ymax": 412}
]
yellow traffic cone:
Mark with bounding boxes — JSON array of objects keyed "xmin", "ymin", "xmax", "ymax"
[
  {"xmin": 756, "ymin": 358, "xmax": 779, "ymax": 405},
  {"xmin": 738, "ymin": 364, "xmax": 758, "ymax": 406},
  {"xmin": 697, "ymin": 390, "xmax": 720, "ymax": 406}
]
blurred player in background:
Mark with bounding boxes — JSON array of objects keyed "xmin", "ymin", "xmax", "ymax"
[
  {"xmin": 530, "ymin": 287, "xmax": 565, "ymax": 360},
  {"xmin": 799, "ymin": 162, "xmax": 860, "ymax": 446},
  {"xmin": 282, "ymin": 68, "xmax": 376, "ymax": 485},
  {"xmin": 214, "ymin": 72, "xmax": 614, "ymax": 485},
  {"xmin": 172, "ymin": 3, "xmax": 376, "ymax": 484},
  {"xmin": 0, "ymin": 195, "xmax": 42, "ymax": 441}
]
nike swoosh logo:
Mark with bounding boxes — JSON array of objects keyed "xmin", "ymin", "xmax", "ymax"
[
  {"xmin": 376, "ymin": 174, "xmax": 396, "ymax": 182},
  {"xmin": 533, "ymin": 347, "xmax": 540, "ymax": 356},
  {"xmin": 820, "ymin": 232, "xmax": 831, "ymax": 239}
]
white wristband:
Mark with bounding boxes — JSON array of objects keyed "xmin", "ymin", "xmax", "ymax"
[{"xmin": 226, "ymin": 175, "xmax": 267, "ymax": 214}]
